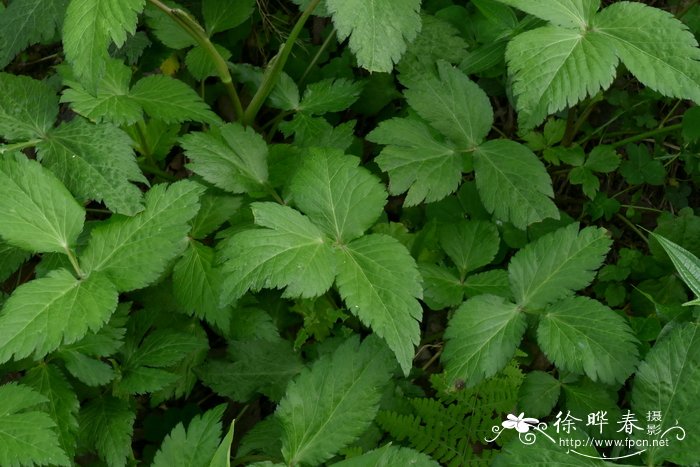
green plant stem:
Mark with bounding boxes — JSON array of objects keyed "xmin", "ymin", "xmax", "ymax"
[
  {"xmin": 621, "ymin": 204, "xmax": 664, "ymax": 213},
  {"xmin": 0, "ymin": 139, "xmax": 41, "ymax": 154},
  {"xmin": 677, "ymin": 0, "xmax": 699, "ymax": 19},
  {"xmin": 64, "ymin": 246, "xmax": 85, "ymax": 278},
  {"xmin": 610, "ymin": 123, "xmax": 683, "ymax": 149},
  {"xmin": 243, "ymin": 0, "xmax": 321, "ymax": 126},
  {"xmin": 615, "ymin": 213, "xmax": 649, "ymax": 245},
  {"xmin": 138, "ymin": 160, "xmax": 177, "ymax": 181},
  {"xmin": 147, "ymin": 0, "xmax": 244, "ymax": 121},
  {"xmin": 298, "ymin": 27, "xmax": 336, "ymax": 86}
]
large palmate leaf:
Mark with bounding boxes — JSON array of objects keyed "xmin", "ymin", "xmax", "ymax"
[
  {"xmin": 80, "ymin": 180, "xmax": 204, "ymax": 292},
  {"xmin": 181, "ymin": 123, "xmax": 268, "ymax": 195},
  {"xmin": 289, "ymin": 148, "xmax": 386, "ymax": 243},
  {"xmin": 298, "ymin": 78, "xmax": 364, "ymax": 115},
  {"xmin": 130, "ymin": 75, "xmax": 221, "ymax": 124},
  {"xmin": 442, "ymin": 294, "xmax": 527, "ymax": 387},
  {"xmin": 63, "ymin": 0, "xmax": 145, "ymax": 85},
  {"xmin": 369, "ymin": 117, "xmax": 461, "ymax": 206},
  {"xmin": 325, "ymin": 0, "xmax": 422, "ymax": 72},
  {"xmin": 219, "ymin": 202, "xmax": 336, "ymax": 303},
  {"xmin": 496, "ymin": 0, "xmax": 599, "ymax": 29},
  {"xmin": 0, "ymin": 72, "xmax": 58, "ymax": 140},
  {"xmin": 335, "ymin": 234, "xmax": 423, "ymax": 375},
  {"xmin": 0, "ymin": 0, "xmax": 68, "ymax": 67},
  {"xmin": 508, "ymin": 223, "xmax": 611, "ymax": 309},
  {"xmin": 277, "ymin": 336, "xmax": 394, "ymax": 466},
  {"xmin": 537, "ymin": 296, "xmax": 638, "ymax": 384},
  {"xmin": 0, "ymin": 269, "xmax": 118, "ymax": 363},
  {"xmin": 0, "ymin": 383, "xmax": 70, "ymax": 467},
  {"xmin": 79, "ymin": 396, "xmax": 136, "ymax": 467},
  {"xmin": 23, "ymin": 364, "xmax": 80, "ymax": 459},
  {"xmin": 404, "ymin": 61, "xmax": 493, "ymax": 148},
  {"xmin": 37, "ymin": 118, "xmax": 146, "ymax": 215},
  {"xmin": 473, "ymin": 139, "xmax": 559, "ymax": 229},
  {"xmin": 632, "ymin": 323, "xmax": 700, "ymax": 465},
  {"xmin": 0, "ymin": 155, "xmax": 85, "ymax": 253},
  {"xmin": 152, "ymin": 405, "xmax": 226, "ymax": 467},
  {"xmin": 439, "ymin": 220, "xmax": 500, "ymax": 276}
]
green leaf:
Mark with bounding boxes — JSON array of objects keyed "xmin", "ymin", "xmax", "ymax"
[
  {"xmin": 0, "ymin": 269, "xmax": 118, "ymax": 363},
  {"xmin": 595, "ymin": 2, "xmax": 700, "ymax": 105},
  {"xmin": 505, "ymin": 26, "xmax": 617, "ymax": 129},
  {"xmin": 464, "ymin": 269, "xmax": 512, "ymax": 299},
  {"xmin": 508, "ymin": 223, "xmax": 611, "ymax": 309},
  {"xmin": 128, "ymin": 328, "xmax": 208, "ymax": 368},
  {"xmin": 153, "ymin": 405, "xmax": 226, "ymax": 467},
  {"xmin": 537, "ymin": 297, "xmax": 638, "ymax": 384},
  {"xmin": 585, "ymin": 145, "xmax": 619, "ymax": 173},
  {"xmin": 650, "ymin": 233, "xmax": 700, "ymax": 301},
  {"xmin": 80, "ymin": 180, "xmax": 204, "ymax": 292},
  {"xmin": 333, "ymin": 444, "xmax": 440, "ymax": 467},
  {"xmin": 79, "ymin": 396, "xmax": 135, "ymax": 467},
  {"xmin": 144, "ymin": 0, "xmax": 196, "ymax": 50},
  {"xmin": 518, "ymin": 371, "xmax": 560, "ymax": 418},
  {"xmin": 0, "ymin": 155, "xmax": 85, "ymax": 253},
  {"xmin": 116, "ymin": 367, "xmax": 179, "ymax": 395},
  {"xmin": 60, "ymin": 349, "xmax": 116, "ymax": 386},
  {"xmin": 298, "ymin": 78, "xmax": 364, "ymax": 114},
  {"xmin": 619, "ymin": 144, "xmax": 665, "ymax": 186},
  {"xmin": 493, "ymin": 426, "xmax": 603, "ymax": 466},
  {"xmin": 63, "ymin": 0, "xmax": 145, "ymax": 85},
  {"xmin": 335, "ymin": 234, "xmax": 423, "ymax": 375},
  {"xmin": 277, "ymin": 335, "xmax": 394, "ymax": 466},
  {"xmin": 0, "ymin": 0, "xmax": 68, "ymax": 68},
  {"xmin": 473, "ymin": 139, "xmax": 559, "ymax": 229},
  {"xmin": 219, "ymin": 202, "xmax": 336, "ymax": 303},
  {"xmin": 419, "ymin": 264, "xmax": 464, "ymax": 310},
  {"xmin": 442, "ymin": 294, "xmax": 527, "ymax": 387},
  {"xmin": 496, "ymin": 0, "xmax": 599, "ymax": 28},
  {"xmin": 439, "ymin": 220, "xmax": 500, "ymax": 275},
  {"xmin": 326, "ymin": 0, "xmax": 421, "ymax": 73},
  {"xmin": 181, "ymin": 123, "xmax": 268, "ymax": 195},
  {"xmin": 130, "ymin": 75, "xmax": 221, "ymax": 124},
  {"xmin": 0, "ymin": 72, "xmax": 58, "ymax": 140},
  {"xmin": 190, "ymin": 192, "xmax": 241, "ymax": 239},
  {"xmin": 37, "ymin": 118, "xmax": 146, "ymax": 215},
  {"xmin": 173, "ymin": 240, "xmax": 231, "ymax": 330},
  {"xmin": 404, "ymin": 61, "xmax": 493, "ymax": 148},
  {"xmin": 186, "ymin": 44, "xmax": 232, "ymax": 81},
  {"xmin": 368, "ymin": 117, "xmax": 461, "ymax": 206},
  {"xmin": 198, "ymin": 338, "xmax": 304, "ymax": 402},
  {"xmin": 203, "ymin": 0, "xmax": 255, "ymax": 34},
  {"xmin": 0, "ymin": 241, "xmax": 30, "ymax": 283},
  {"xmin": 632, "ymin": 323, "xmax": 700, "ymax": 465},
  {"xmin": 22, "ymin": 364, "xmax": 80, "ymax": 458},
  {"xmin": 290, "ymin": 147, "xmax": 387, "ymax": 243},
  {"xmin": 209, "ymin": 420, "xmax": 235, "ymax": 467},
  {"xmin": 0, "ymin": 383, "xmax": 70, "ymax": 467}
]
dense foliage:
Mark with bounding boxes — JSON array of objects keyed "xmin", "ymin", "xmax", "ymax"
[{"xmin": 1, "ymin": 0, "xmax": 700, "ymax": 465}]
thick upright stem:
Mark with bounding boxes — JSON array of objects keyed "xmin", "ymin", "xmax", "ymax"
[
  {"xmin": 242, "ymin": 0, "xmax": 321, "ymax": 126},
  {"xmin": 148, "ymin": 0, "xmax": 244, "ymax": 121}
]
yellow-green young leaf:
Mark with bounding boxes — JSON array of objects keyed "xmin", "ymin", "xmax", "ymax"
[
  {"xmin": 505, "ymin": 26, "xmax": 617, "ymax": 129},
  {"xmin": 0, "ymin": 0, "xmax": 68, "ymax": 68},
  {"xmin": 473, "ymin": 139, "xmax": 559, "ymax": 229},
  {"xmin": 0, "ymin": 72, "xmax": 58, "ymax": 140},
  {"xmin": 63, "ymin": 0, "xmax": 145, "ymax": 86},
  {"xmin": 404, "ymin": 61, "xmax": 493, "ymax": 148},
  {"xmin": 325, "ymin": 0, "xmax": 421, "ymax": 73},
  {"xmin": 203, "ymin": 0, "xmax": 256, "ymax": 35},
  {"xmin": 333, "ymin": 444, "xmax": 440, "ymax": 467},
  {"xmin": 368, "ymin": 117, "xmax": 461, "ymax": 206},
  {"xmin": 0, "ymin": 155, "xmax": 84, "ymax": 253},
  {"xmin": 442, "ymin": 294, "xmax": 527, "ymax": 387},
  {"xmin": 277, "ymin": 335, "xmax": 394, "ymax": 466},
  {"xmin": 650, "ymin": 233, "xmax": 700, "ymax": 302},
  {"xmin": 0, "ymin": 269, "xmax": 118, "ymax": 363},
  {"xmin": 130, "ymin": 75, "xmax": 221, "ymax": 124},
  {"xmin": 79, "ymin": 396, "xmax": 136, "ymax": 467},
  {"xmin": 335, "ymin": 234, "xmax": 422, "ymax": 375},
  {"xmin": 80, "ymin": 180, "xmax": 205, "ymax": 292},
  {"xmin": 181, "ymin": 123, "xmax": 269, "ymax": 195},
  {"xmin": 0, "ymin": 383, "xmax": 71, "ymax": 467},
  {"xmin": 37, "ymin": 118, "xmax": 146, "ymax": 216},
  {"xmin": 508, "ymin": 223, "xmax": 611, "ymax": 309},
  {"xmin": 290, "ymin": 148, "xmax": 387, "ymax": 243},
  {"xmin": 173, "ymin": 240, "xmax": 231, "ymax": 330},
  {"xmin": 632, "ymin": 323, "xmax": 700, "ymax": 465},
  {"xmin": 153, "ymin": 405, "xmax": 226, "ymax": 467},
  {"xmin": 595, "ymin": 2, "xmax": 700, "ymax": 105},
  {"xmin": 537, "ymin": 296, "xmax": 638, "ymax": 385},
  {"xmin": 496, "ymin": 0, "xmax": 599, "ymax": 28},
  {"xmin": 219, "ymin": 202, "xmax": 336, "ymax": 304},
  {"xmin": 22, "ymin": 364, "xmax": 80, "ymax": 459}
]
